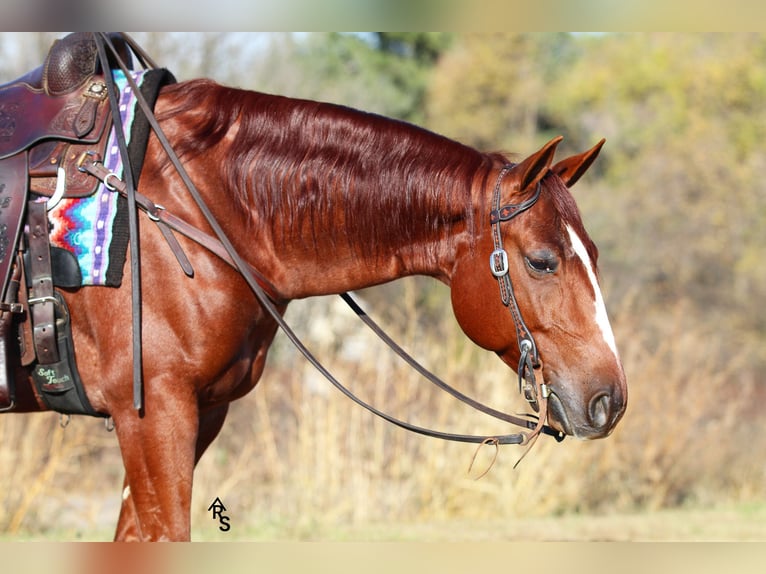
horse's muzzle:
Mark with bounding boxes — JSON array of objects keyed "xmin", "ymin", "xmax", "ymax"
[{"xmin": 547, "ymin": 381, "xmax": 626, "ymax": 440}]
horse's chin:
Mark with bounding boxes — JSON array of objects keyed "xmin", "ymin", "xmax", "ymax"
[{"xmin": 546, "ymin": 391, "xmax": 575, "ymax": 437}]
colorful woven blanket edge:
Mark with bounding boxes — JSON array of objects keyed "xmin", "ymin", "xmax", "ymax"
[{"xmin": 47, "ymin": 70, "xmax": 147, "ymax": 287}]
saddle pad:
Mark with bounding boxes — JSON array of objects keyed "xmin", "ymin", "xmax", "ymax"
[{"xmin": 46, "ymin": 69, "xmax": 170, "ymax": 287}]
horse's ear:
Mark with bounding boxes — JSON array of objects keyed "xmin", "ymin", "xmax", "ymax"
[
  {"xmin": 551, "ymin": 138, "xmax": 605, "ymax": 188},
  {"xmin": 513, "ymin": 136, "xmax": 564, "ymax": 192}
]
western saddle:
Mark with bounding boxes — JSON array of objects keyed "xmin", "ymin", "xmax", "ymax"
[{"xmin": 0, "ymin": 32, "xmax": 134, "ymax": 412}]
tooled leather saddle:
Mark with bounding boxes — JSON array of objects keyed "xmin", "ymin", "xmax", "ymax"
[{"xmin": 0, "ymin": 32, "xmax": 134, "ymax": 411}]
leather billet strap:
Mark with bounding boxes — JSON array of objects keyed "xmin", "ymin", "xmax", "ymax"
[{"xmin": 26, "ymin": 200, "xmax": 59, "ymax": 365}]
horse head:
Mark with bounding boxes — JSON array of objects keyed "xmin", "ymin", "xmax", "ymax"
[{"xmin": 450, "ymin": 137, "xmax": 627, "ymax": 439}]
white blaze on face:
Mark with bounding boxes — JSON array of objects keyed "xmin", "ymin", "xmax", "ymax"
[{"xmin": 565, "ymin": 224, "xmax": 619, "ymax": 359}]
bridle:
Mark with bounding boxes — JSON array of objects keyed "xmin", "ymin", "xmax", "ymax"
[
  {"xmin": 83, "ymin": 33, "xmax": 564, "ymax": 462},
  {"xmin": 489, "ymin": 166, "xmax": 550, "ymax": 411}
]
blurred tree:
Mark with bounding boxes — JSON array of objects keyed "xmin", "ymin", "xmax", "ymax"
[
  {"xmin": 375, "ymin": 32, "xmax": 451, "ymax": 65},
  {"xmin": 128, "ymin": 32, "xmax": 271, "ymax": 86},
  {"xmin": 0, "ymin": 33, "xmax": 63, "ymax": 81},
  {"xmin": 1, "ymin": 32, "xmax": 451, "ymax": 124},
  {"xmin": 425, "ymin": 32, "xmax": 766, "ymax": 373},
  {"xmin": 544, "ymin": 33, "xmax": 766, "ymax": 340},
  {"xmin": 277, "ymin": 32, "xmax": 453, "ymax": 123},
  {"xmin": 425, "ymin": 33, "xmax": 577, "ymax": 152}
]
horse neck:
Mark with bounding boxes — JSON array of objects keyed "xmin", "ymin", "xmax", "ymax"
[
  {"xmin": 160, "ymin": 82, "xmax": 495, "ymax": 300},
  {"xmin": 263, "ymin": 161, "xmax": 484, "ymax": 299},
  {"xmin": 254, "ymin": 137, "xmax": 492, "ymax": 298}
]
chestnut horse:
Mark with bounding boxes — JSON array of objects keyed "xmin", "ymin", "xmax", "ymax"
[{"xmin": 9, "ymin": 78, "xmax": 626, "ymax": 540}]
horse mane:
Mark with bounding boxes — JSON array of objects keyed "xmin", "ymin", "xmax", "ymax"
[
  {"xmin": 156, "ymin": 79, "xmax": 501, "ymax": 259},
  {"xmin": 156, "ymin": 79, "xmax": 595, "ymax": 265}
]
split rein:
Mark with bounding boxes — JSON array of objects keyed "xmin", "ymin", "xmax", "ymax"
[{"xmin": 85, "ymin": 33, "xmax": 564, "ymax": 473}]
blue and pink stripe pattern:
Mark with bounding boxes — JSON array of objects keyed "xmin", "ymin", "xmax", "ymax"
[{"xmin": 48, "ymin": 70, "xmax": 146, "ymax": 286}]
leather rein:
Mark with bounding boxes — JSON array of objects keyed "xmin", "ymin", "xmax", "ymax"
[{"xmin": 84, "ymin": 33, "xmax": 564, "ymax": 449}]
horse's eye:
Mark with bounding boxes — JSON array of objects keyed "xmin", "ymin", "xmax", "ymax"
[{"xmin": 525, "ymin": 255, "xmax": 558, "ymax": 274}]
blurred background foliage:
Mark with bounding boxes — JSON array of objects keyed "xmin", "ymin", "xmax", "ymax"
[{"xmin": 0, "ymin": 32, "xmax": 764, "ymax": 539}]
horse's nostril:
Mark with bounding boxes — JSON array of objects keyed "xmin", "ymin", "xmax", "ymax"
[{"xmin": 588, "ymin": 392, "xmax": 611, "ymax": 429}]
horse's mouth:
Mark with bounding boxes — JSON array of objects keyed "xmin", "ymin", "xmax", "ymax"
[{"xmin": 546, "ymin": 391, "xmax": 574, "ymax": 436}]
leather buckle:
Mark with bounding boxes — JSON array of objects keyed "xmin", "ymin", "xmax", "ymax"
[{"xmin": 489, "ymin": 248, "xmax": 508, "ymax": 277}]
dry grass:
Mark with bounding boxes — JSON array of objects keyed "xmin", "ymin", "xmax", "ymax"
[
  {"xmin": 0, "ymin": 279, "xmax": 762, "ymax": 539},
  {"xmin": 0, "ymin": 413, "xmax": 122, "ymax": 536},
  {"xmin": 190, "ymin": 282, "xmax": 764, "ymax": 535}
]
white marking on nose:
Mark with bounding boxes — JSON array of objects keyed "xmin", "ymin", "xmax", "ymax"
[
  {"xmin": 565, "ymin": 225, "xmax": 619, "ymax": 358},
  {"xmin": 123, "ymin": 485, "xmax": 131, "ymax": 500}
]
